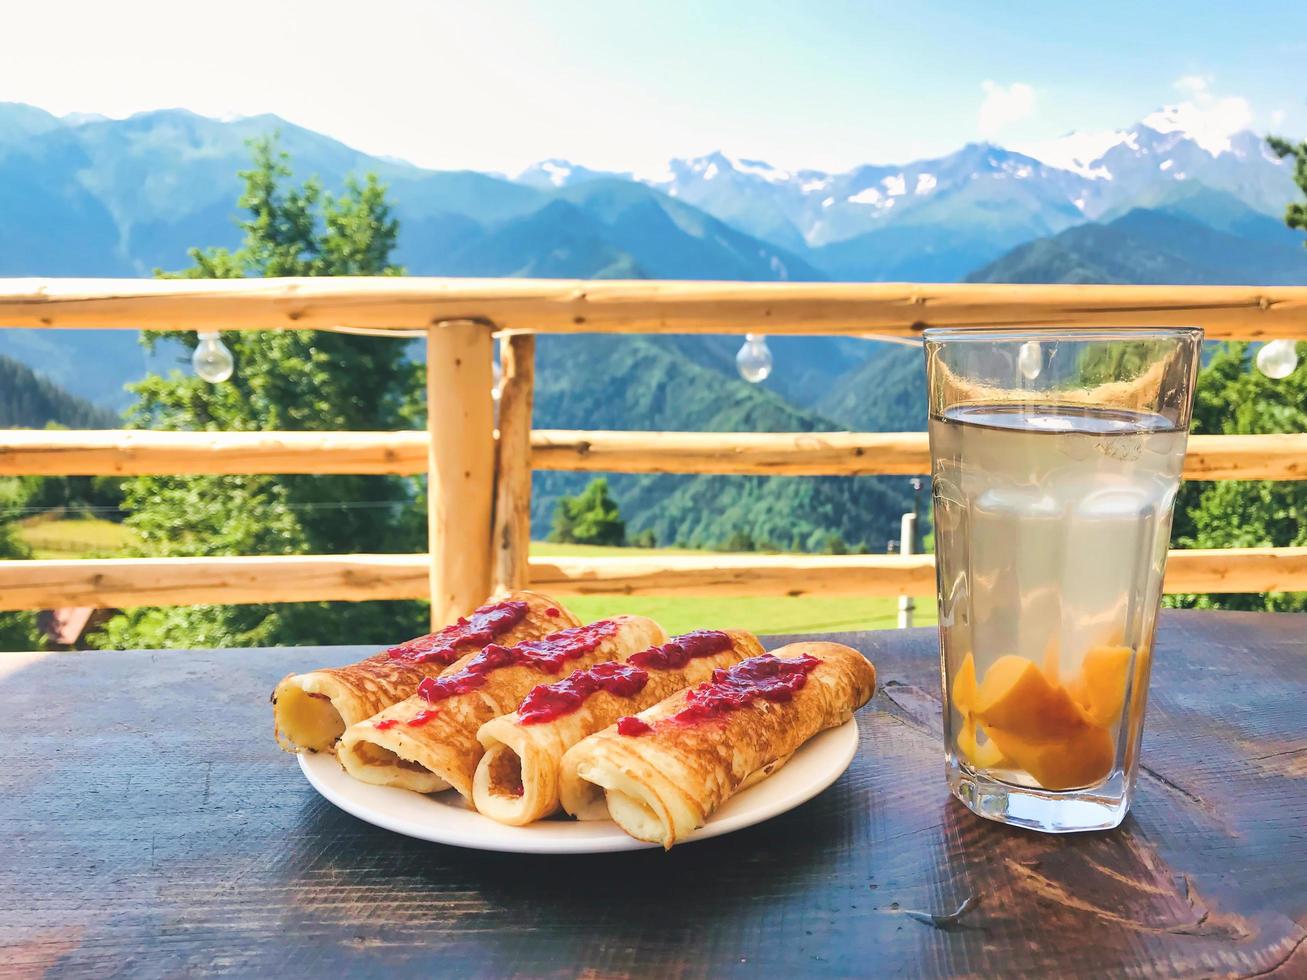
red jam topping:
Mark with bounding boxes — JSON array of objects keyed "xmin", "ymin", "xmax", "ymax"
[
  {"xmin": 407, "ymin": 709, "xmax": 439, "ymax": 727},
  {"xmin": 546, "ymin": 607, "xmax": 561, "ymax": 617},
  {"xmin": 415, "ymin": 621, "xmax": 618, "ymax": 705},
  {"xmin": 675, "ymin": 654, "xmax": 820, "ymax": 723},
  {"xmin": 517, "ymin": 661, "xmax": 649, "ymax": 725},
  {"xmin": 515, "ymin": 631, "xmax": 734, "ymax": 726},
  {"xmin": 385, "ymin": 600, "xmax": 529, "ymax": 666},
  {"xmin": 373, "ymin": 719, "xmax": 398, "ymax": 731},
  {"xmin": 628, "ymin": 630, "xmax": 732, "ymax": 670},
  {"xmin": 617, "ymin": 716, "xmax": 653, "ymax": 737}
]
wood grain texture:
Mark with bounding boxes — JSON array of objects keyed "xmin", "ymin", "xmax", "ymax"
[
  {"xmin": 425, "ymin": 322, "xmax": 495, "ymax": 626},
  {"xmin": 0, "ymin": 554, "xmax": 430, "ymax": 609},
  {"xmin": 492, "ymin": 334, "xmax": 535, "ymax": 593},
  {"xmin": 3, "ymin": 429, "xmax": 1305, "ymax": 480},
  {"xmin": 529, "ymin": 430, "xmax": 1307, "ymax": 480},
  {"xmin": 0, "ymin": 611, "xmax": 1302, "ymax": 977},
  {"xmin": 527, "ymin": 552, "xmax": 940, "ymax": 597},
  {"xmin": 0, "ymin": 429, "xmax": 430, "ymax": 476},
  {"xmin": 2, "ymin": 277, "xmax": 1307, "ymax": 338},
  {"xmin": 1, "ymin": 548, "xmax": 1304, "ymax": 610}
]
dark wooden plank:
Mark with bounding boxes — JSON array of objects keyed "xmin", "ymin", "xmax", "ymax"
[{"xmin": 0, "ymin": 611, "xmax": 1304, "ymax": 978}]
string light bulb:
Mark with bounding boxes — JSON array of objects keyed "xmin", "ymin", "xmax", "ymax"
[
  {"xmin": 1017, "ymin": 340, "xmax": 1042, "ymax": 380},
  {"xmin": 1255, "ymin": 340, "xmax": 1298, "ymax": 380},
  {"xmin": 736, "ymin": 333, "xmax": 773, "ymax": 383},
  {"xmin": 192, "ymin": 331, "xmax": 234, "ymax": 384}
]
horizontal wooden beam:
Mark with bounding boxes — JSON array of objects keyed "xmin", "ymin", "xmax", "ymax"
[
  {"xmin": 530, "ymin": 430, "xmax": 930, "ymax": 476},
  {"xmin": 3, "ymin": 429, "xmax": 1303, "ymax": 481},
  {"xmin": 2, "ymin": 278, "xmax": 1306, "ymax": 339},
  {"xmin": 0, "ymin": 547, "xmax": 1302, "ymax": 611},
  {"xmin": 527, "ymin": 553, "xmax": 938, "ymax": 597},
  {"xmin": 532, "ymin": 431, "xmax": 1307, "ymax": 481},
  {"xmin": 1161, "ymin": 547, "xmax": 1307, "ymax": 595},
  {"xmin": 0, "ymin": 554, "xmax": 430, "ymax": 611},
  {"xmin": 0, "ymin": 430, "xmax": 429, "ymax": 476},
  {"xmin": 528, "ymin": 549, "xmax": 1307, "ymax": 598},
  {"xmin": 1180, "ymin": 434, "xmax": 1307, "ymax": 481}
]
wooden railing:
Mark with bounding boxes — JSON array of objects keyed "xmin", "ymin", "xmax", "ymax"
[{"xmin": 2, "ymin": 277, "xmax": 1306, "ymax": 624}]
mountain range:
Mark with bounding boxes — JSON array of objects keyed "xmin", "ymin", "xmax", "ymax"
[
  {"xmin": 0, "ymin": 100, "xmax": 1302, "ymax": 547},
  {"xmin": 518, "ymin": 111, "xmax": 1296, "ymax": 278},
  {"xmin": 3, "ymin": 100, "xmax": 1298, "ymax": 284}
]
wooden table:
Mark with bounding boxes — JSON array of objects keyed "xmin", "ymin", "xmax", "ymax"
[{"xmin": 3, "ymin": 611, "xmax": 1305, "ymax": 978}]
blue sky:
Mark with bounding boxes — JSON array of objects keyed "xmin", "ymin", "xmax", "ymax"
[{"xmin": 3, "ymin": 0, "xmax": 1304, "ymax": 173}]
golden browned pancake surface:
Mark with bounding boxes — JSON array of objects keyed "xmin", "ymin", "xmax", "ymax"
[
  {"xmin": 560, "ymin": 641, "xmax": 875, "ymax": 847},
  {"xmin": 473, "ymin": 629, "xmax": 763, "ymax": 825},
  {"xmin": 337, "ymin": 615, "xmax": 668, "ymax": 799},
  {"xmin": 272, "ymin": 590, "xmax": 578, "ymax": 753}
]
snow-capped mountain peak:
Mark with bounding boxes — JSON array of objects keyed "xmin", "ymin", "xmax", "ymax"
[
  {"xmin": 1020, "ymin": 101, "xmax": 1268, "ymax": 178},
  {"xmin": 515, "ymin": 158, "xmax": 631, "ymax": 189},
  {"xmin": 1015, "ymin": 129, "xmax": 1129, "ymax": 179},
  {"xmin": 512, "ymin": 110, "xmax": 1293, "ymax": 254},
  {"xmin": 660, "ymin": 151, "xmax": 794, "ymax": 185},
  {"xmin": 1140, "ymin": 103, "xmax": 1246, "ymax": 156},
  {"xmin": 534, "ymin": 159, "xmax": 576, "ymax": 187},
  {"xmin": 727, "ymin": 155, "xmax": 794, "ymax": 184}
]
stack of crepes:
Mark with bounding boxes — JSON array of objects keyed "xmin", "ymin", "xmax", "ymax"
[
  {"xmin": 559, "ymin": 641, "xmax": 875, "ymax": 847},
  {"xmin": 275, "ymin": 592, "xmax": 876, "ymax": 848},
  {"xmin": 272, "ymin": 590, "xmax": 578, "ymax": 753}
]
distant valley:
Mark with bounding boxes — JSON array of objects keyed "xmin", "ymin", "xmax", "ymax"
[{"xmin": 0, "ymin": 100, "xmax": 1302, "ymax": 547}]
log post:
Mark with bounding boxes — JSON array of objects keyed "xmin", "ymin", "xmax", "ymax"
[
  {"xmin": 492, "ymin": 334, "xmax": 536, "ymax": 593},
  {"xmin": 425, "ymin": 320, "xmax": 495, "ymax": 627}
]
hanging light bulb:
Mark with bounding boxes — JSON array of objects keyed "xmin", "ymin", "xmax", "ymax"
[
  {"xmin": 1255, "ymin": 340, "xmax": 1299, "ymax": 380},
  {"xmin": 1017, "ymin": 340, "xmax": 1042, "ymax": 380},
  {"xmin": 192, "ymin": 331, "xmax": 234, "ymax": 383},
  {"xmin": 736, "ymin": 333, "xmax": 773, "ymax": 383}
]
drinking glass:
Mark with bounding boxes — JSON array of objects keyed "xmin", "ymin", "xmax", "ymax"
[{"xmin": 924, "ymin": 327, "xmax": 1202, "ymax": 832}]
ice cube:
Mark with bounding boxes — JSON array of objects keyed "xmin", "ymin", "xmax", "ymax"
[
  {"xmin": 975, "ymin": 486, "xmax": 1062, "ymax": 519},
  {"xmin": 1076, "ymin": 489, "xmax": 1152, "ymax": 521}
]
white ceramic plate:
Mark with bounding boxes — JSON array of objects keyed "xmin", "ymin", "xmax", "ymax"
[{"xmin": 298, "ymin": 717, "xmax": 858, "ymax": 853}]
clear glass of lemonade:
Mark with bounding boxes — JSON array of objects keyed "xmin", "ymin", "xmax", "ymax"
[{"xmin": 925, "ymin": 327, "xmax": 1202, "ymax": 832}]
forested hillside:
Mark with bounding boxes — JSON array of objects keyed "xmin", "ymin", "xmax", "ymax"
[
  {"xmin": 815, "ymin": 345, "xmax": 927, "ymax": 433},
  {"xmin": 0, "ymin": 356, "xmax": 119, "ymax": 428},
  {"xmin": 2, "ymin": 103, "xmax": 1304, "ymax": 576},
  {"xmin": 968, "ymin": 200, "xmax": 1307, "ymax": 286},
  {"xmin": 531, "ymin": 335, "xmax": 910, "ymax": 550}
]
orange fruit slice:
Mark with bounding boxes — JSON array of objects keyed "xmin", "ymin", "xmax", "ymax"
[
  {"xmin": 984, "ymin": 723, "xmax": 1115, "ymax": 791},
  {"xmin": 951, "ymin": 652, "xmax": 977, "ymax": 715},
  {"xmin": 974, "ymin": 655, "xmax": 1089, "ymax": 743},
  {"xmin": 1067, "ymin": 645, "xmax": 1133, "ymax": 728},
  {"xmin": 957, "ymin": 716, "xmax": 1009, "ymax": 769}
]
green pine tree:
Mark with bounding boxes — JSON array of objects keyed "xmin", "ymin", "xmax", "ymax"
[
  {"xmin": 93, "ymin": 135, "xmax": 426, "ymax": 649},
  {"xmin": 548, "ymin": 478, "xmax": 627, "ymax": 546},
  {"xmin": 1268, "ymin": 135, "xmax": 1307, "ymax": 237},
  {"xmin": 1165, "ymin": 133, "xmax": 1307, "ymax": 612},
  {"xmin": 1167, "ymin": 341, "xmax": 1307, "ymax": 612},
  {"xmin": 721, "ymin": 528, "xmax": 756, "ymax": 552},
  {"xmin": 0, "ymin": 479, "xmax": 39, "ymax": 650},
  {"xmin": 629, "ymin": 528, "xmax": 657, "ymax": 549}
]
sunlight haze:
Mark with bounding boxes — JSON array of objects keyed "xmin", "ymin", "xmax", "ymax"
[{"xmin": 4, "ymin": 0, "xmax": 1305, "ymax": 174}]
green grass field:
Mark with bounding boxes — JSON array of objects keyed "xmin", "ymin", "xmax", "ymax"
[
  {"xmin": 8, "ymin": 523, "xmax": 934, "ymax": 635},
  {"xmin": 531, "ymin": 541, "xmax": 718, "ymax": 557},
  {"xmin": 530, "ymin": 542, "xmax": 937, "ymax": 635},
  {"xmin": 16, "ymin": 517, "xmax": 138, "ymax": 560}
]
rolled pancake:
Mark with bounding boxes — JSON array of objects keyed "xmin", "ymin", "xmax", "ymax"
[
  {"xmin": 272, "ymin": 590, "xmax": 577, "ymax": 753},
  {"xmin": 337, "ymin": 615, "xmax": 667, "ymax": 799},
  {"xmin": 559, "ymin": 641, "xmax": 876, "ymax": 848},
  {"xmin": 473, "ymin": 629, "xmax": 763, "ymax": 826}
]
